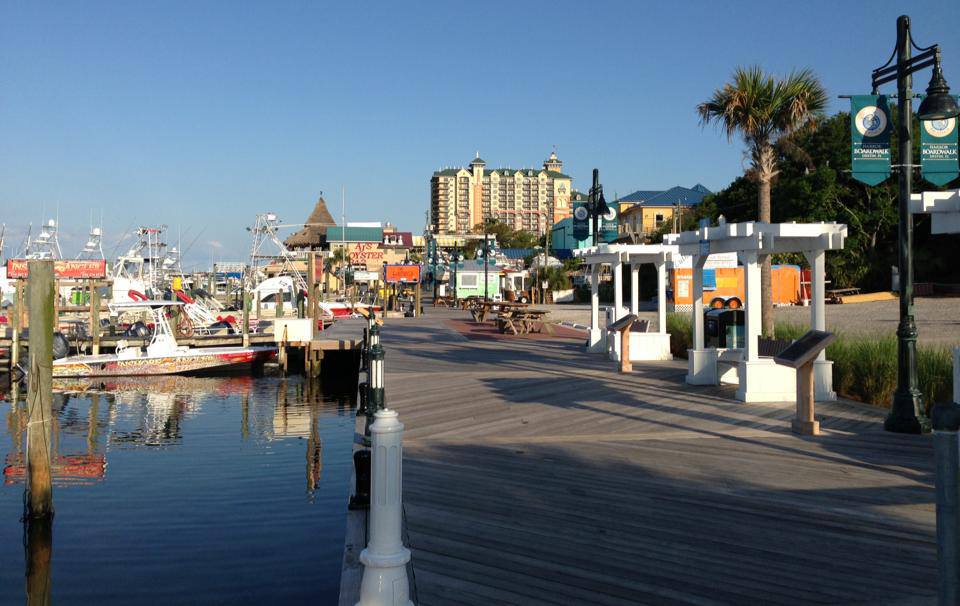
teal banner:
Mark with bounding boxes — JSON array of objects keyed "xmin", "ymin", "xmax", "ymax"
[
  {"xmin": 600, "ymin": 205, "xmax": 618, "ymax": 243},
  {"xmin": 572, "ymin": 202, "xmax": 589, "ymax": 241},
  {"xmin": 920, "ymin": 95, "xmax": 959, "ymax": 186},
  {"xmin": 850, "ymin": 95, "xmax": 892, "ymax": 186}
]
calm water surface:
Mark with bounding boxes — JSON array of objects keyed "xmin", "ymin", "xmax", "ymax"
[{"xmin": 0, "ymin": 374, "xmax": 356, "ymax": 604}]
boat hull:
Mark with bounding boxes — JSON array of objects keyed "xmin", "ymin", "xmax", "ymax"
[{"xmin": 52, "ymin": 347, "xmax": 276, "ymax": 378}]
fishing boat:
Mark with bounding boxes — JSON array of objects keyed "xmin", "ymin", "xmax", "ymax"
[{"xmin": 52, "ymin": 301, "xmax": 275, "ymax": 377}]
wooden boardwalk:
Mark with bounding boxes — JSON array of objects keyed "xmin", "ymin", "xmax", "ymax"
[{"xmin": 379, "ymin": 308, "xmax": 936, "ymax": 605}]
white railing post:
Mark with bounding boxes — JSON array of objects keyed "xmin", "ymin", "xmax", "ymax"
[{"xmin": 357, "ymin": 409, "xmax": 413, "ymax": 606}]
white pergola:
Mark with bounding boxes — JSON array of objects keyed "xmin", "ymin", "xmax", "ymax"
[
  {"xmin": 665, "ymin": 221, "xmax": 847, "ymax": 403},
  {"xmin": 576, "ymin": 243, "xmax": 678, "ymax": 362},
  {"xmin": 911, "ymin": 188, "xmax": 960, "ymax": 234}
]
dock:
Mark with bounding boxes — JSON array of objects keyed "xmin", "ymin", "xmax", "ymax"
[{"xmin": 368, "ymin": 308, "xmax": 936, "ymax": 605}]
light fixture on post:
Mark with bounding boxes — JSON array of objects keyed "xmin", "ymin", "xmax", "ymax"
[
  {"xmin": 917, "ymin": 55, "xmax": 959, "ymax": 120},
  {"xmin": 369, "ymin": 320, "xmax": 381, "ymax": 350},
  {"xmin": 368, "ymin": 343, "xmax": 385, "ymax": 413}
]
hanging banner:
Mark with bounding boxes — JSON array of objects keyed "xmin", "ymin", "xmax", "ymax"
[
  {"xmin": 920, "ymin": 95, "xmax": 959, "ymax": 186},
  {"xmin": 572, "ymin": 202, "xmax": 589, "ymax": 241},
  {"xmin": 600, "ymin": 205, "xmax": 618, "ymax": 243},
  {"xmin": 850, "ymin": 95, "xmax": 892, "ymax": 186}
]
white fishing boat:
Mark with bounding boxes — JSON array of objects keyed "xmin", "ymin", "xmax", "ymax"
[{"xmin": 52, "ymin": 301, "xmax": 275, "ymax": 378}]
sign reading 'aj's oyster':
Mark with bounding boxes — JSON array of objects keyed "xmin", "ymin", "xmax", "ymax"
[
  {"xmin": 920, "ymin": 95, "xmax": 960, "ymax": 186},
  {"xmin": 850, "ymin": 95, "xmax": 892, "ymax": 186}
]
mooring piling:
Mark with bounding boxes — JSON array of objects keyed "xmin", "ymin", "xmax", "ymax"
[{"xmin": 25, "ymin": 259, "xmax": 55, "ymax": 520}]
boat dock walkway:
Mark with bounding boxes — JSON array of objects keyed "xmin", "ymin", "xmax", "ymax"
[{"xmin": 375, "ymin": 308, "xmax": 935, "ymax": 605}]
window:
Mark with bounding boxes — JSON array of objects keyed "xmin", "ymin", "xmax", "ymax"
[
  {"xmin": 460, "ymin": 274, "xmax": 478, "ymax": 288},
  {"xmin": 655, "ymin": 213, "xmax": 665, "ymax": 225}
]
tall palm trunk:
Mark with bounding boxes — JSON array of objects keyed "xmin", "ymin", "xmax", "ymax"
[{"xmin": 756, "ymin": 151, "xmax": 775, "ymax": 337}]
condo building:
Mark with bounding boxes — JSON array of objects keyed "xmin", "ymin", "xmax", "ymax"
[{"xmin": 430, "ymin": 151, "xmax": 573, "ymax": 235}]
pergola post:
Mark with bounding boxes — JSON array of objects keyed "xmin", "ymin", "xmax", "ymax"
[
  {"xmin": 613, "ymin": 258, "xmax": 624, "ymax": 320},
  {"xmin": 804, "ymin": 250, "xmax": 836, "ymax": 401},
  {"xmin": 611, "ymin": 256, "xmax": 625, "ymax": 361},
  {"xmin": 691, "ymin": 255, "xmax": 705, "ymax": 350},
  {"xmin": 741, "ymin": 251, "xmax": 760, "ymax": 362},
  {"xmin": 587, "ymin": 263, "xmax": 603, "ymax": 352},
  {"xmin": 656, "ymin": 260, "xmax": 666, "ymax": 334},
  {"xmin": 686, "ymin": 254, "xmax": 717, "ymax": 385},
  {"xmin": 630, "ymin": 264, "xmax": 640, "ymax": 316}
]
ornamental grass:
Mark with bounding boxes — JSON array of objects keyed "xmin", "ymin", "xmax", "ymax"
[{"xmin": 664, "ymin": 313, "xmax": 954, "ymax": 409}]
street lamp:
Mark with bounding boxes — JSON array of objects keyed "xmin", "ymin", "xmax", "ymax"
[{"xmin": 870, "ymin": 15, "xmax": 959, "ymax": 434}]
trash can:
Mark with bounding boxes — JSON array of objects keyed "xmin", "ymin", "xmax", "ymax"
[{"xmin": 705, "ymin": 308, "xmax": 745, "ymax": 348}]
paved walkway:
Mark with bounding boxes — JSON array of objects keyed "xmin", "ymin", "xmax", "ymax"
[{"xmin": 382, "ymin": 308, "xmax": 936, "ymax": 605}]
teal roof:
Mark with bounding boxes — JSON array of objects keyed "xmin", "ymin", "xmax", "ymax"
[{"xmin": 328, "ymin": 226, "xmax": 383, "ymax": 242}]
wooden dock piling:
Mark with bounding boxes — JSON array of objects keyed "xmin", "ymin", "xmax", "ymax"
[
  {"xmin": 25, "ymin": 259, "xmax": 55, "ymax": 520},
  {"xmin": 11, "ymin": 281, "xmax": 21, "ymax": 369},
  {"xmin": 89, "ymin": 280, "xmax": 101, "ymax": 355},
  {"xmin": 242, "ymin": 291, "xmax": 250, "ymax": 348}
]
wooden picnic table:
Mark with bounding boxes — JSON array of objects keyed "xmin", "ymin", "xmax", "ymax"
[
  {"xmin": 473, "ymin": 300, "xmax": 529, "ymax": 323},
  {"xmin": 497, "ymin": 307, "xmax": 552, "ymax": 335}
]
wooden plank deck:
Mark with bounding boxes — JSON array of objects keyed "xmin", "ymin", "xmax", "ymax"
[{"xmin": 379, "ymin": 308, "xmax": 936, "ymax": 605}]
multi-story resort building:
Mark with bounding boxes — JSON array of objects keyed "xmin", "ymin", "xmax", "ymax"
[{"xmin": 430, "ymin": 152, "xmax": 573, "ymax": 235}]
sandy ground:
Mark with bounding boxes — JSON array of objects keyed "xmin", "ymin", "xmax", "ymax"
[{"xmin": 540, "ymin": 298, "xmax": 960, "ymax": 348}]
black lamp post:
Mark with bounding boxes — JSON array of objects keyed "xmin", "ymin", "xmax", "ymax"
[
  {"xmin": 871, "ymin": 15, "xmax": 959, "ymax": 434},
  {"xmin": 483, "ymin": 230, "xmax": 490, "ymax": 302},
  {"xmin": 588, "ymin": 168, "xmax": 609, "ymax": 245}
]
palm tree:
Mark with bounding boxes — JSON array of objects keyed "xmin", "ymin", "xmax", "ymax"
[
  {"xmin": 326, "ymin": 247, "xmax": 349, "ymax": 295},
  {"xmin": 697, "ymin": 66, "xmax": 827, "ymax": 336}
]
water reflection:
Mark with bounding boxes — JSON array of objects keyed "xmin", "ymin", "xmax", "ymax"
[
  {"xmin": 4, "ymin": 374, "xmax": 355, "ymax": 495},
  {"xmin": 2, "ymin": 373, "xmax": 357, "ymax": 603},
  {"xmin": 24, "ymin": 517, "xmax": 52, "ymax": 606}
]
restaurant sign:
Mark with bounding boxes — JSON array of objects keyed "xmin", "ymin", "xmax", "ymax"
[
  {"xmin": 6, "ymin": 259, "xmax": 107, "ymax": 279},
  {"xmin": 384, "ymin": 264, "xmax": 421, "ymax": 284}
]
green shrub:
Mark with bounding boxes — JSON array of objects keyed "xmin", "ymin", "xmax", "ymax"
[{"xmin": 665, "ymin": 313, "xmax": 692, "ymax": 358}]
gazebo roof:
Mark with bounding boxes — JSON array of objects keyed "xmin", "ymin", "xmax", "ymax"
[{"xmin": 284, "ymin": 197, "xmax": 336, "ymax": 249}]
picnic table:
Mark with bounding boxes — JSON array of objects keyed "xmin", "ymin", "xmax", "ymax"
[
  {"xmin": 497, "ymin": 308, "xmax": 553, "ymax": 335},
  {"xmin": 472, "ymin": 300, "xmax": 529, "ymax": 323}
]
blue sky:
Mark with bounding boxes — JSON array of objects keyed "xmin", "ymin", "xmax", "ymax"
[{"xmin": 2, "ymin": 1, "xmax": 958, "ymax": 268}]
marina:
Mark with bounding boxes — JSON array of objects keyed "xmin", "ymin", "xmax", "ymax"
[{"xmin": 4, "ymin": 5, "xmax": 960, "ymax": 604}]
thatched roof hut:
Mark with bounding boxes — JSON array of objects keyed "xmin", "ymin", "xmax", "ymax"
[{"xmin": 285, "ymin": 196, "xmax": 336, "ymax": 250}]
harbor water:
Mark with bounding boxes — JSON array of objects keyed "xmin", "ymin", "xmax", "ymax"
[{"xmin": 0, "ymin": 374, "xmax": 356, "ymax": 604}]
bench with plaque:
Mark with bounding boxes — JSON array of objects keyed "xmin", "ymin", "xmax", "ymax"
[
  {"xmin": 607, "ymin": 314, "xmax": 649, "ymax": 373},
  {"xmin": 773, "ymin": 330, "xmax": 837, "ymax": 435}
]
